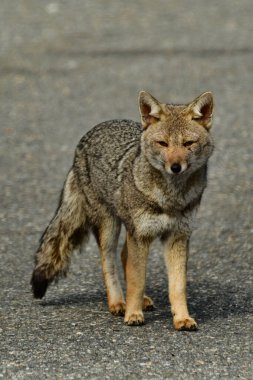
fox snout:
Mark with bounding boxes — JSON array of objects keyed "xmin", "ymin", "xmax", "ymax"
[
  {"xmin": 168, "ymin": 161, "xmax": 188, "ymax": 175},
  {"xmin": 163, "ymin": 149, "xmax": 188, "ymax": 175}
]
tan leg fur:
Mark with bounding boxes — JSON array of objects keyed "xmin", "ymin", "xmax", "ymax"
[
  {"xmin": 164, "ymin": 234, "xmax": 197, "ymax": 331},
  {"xmin": 96, "ymin": 218, "xmax": 125, "ymax": 316},
  {"xmin": 121, "ymin": 238, "xmax": 154, "ymax": 313},
  {"xmin": 124, "ymin": 233, "xmax": 150, "ymax": 325}
]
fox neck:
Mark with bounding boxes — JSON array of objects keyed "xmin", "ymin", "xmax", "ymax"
[{"xmin": 133, "ymin": 152, "xmax": 207, "ymax": 209}]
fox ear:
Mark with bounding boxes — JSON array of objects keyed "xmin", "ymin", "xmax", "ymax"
[
  {"xmin": 188, "ymin": 92, "xmax": 214, "ymax": 130},
  {"xmin": 139, "ymin": 91, "xmax": 163, "ymax": 128}
]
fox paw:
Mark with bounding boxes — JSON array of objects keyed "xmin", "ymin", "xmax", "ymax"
[
  {"xmin": 173, "ymin": 316, "xmax": 198, "ymax": 331},
  {"xmin": 143, "ymin": 295, "xmax": 154, "ymax": 311},
  {"xmin": 109, "ymin": 302, "xmax": 126, "ymax": 316},
  {"xmin": 124, "ymin": 311, "xmax": 144, "ymax": 326}
]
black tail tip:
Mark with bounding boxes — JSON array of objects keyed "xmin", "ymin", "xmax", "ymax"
[{"xmin": 31, "ymin": 270, "xmax": 49, "ymax": 299}]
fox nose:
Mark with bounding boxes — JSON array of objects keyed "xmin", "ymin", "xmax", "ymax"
[{"xmin": 170, "ymin": 163, "xmax": 182, "ymax": 174}]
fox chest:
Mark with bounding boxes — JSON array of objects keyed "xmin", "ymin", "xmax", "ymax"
[
  {"xmin": 131, "ymin": 182, "xmax": 203, "ymax": 239},
  {"xmin": 133, "ymin": 209, "xmax": 193, "ymax": 239}
]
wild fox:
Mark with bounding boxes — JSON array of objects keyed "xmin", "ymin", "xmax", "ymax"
[{"xmin": 31, "ymin": 91, "xmax": 214, "ymax": 329}]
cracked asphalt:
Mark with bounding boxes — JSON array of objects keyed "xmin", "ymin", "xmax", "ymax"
[{"xmin": 0, "ymin": 1, "xmax": 252, "ymax": 379}]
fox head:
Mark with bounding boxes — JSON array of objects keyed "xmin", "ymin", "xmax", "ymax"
[{"xmin": 139, "ymin": 91, "xmax": 214, "ymax": 177}]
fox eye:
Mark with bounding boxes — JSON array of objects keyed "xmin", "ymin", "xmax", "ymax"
[
  {"xmin": 183, "ymin": 140, "xmax": 196, "ymax": 147},
  {"xmin": 157, "ymin": 141, "xmax": 168, "ymax": 147}
]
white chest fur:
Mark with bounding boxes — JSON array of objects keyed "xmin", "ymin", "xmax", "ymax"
[{"xmin": 134, "ymin": 209, "xmax": 194, "ymax": 239}]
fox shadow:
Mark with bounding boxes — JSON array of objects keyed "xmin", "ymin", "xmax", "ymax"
[
  {"xmin": 39, "ymin": 278, "xmax": 252, "ymax": 323},
  {"xmin": 40, "ymin": 288, "xmax": 106, "ymax": 308},
  {"xmin": 189, "ymin": 281, "xmax": 252, "ymax": 321},
  {"xmin": 149, "ymin": 279, "xmax": 252, "ymax": 322}
]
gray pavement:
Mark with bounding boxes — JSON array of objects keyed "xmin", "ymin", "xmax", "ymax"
[{"xmin": 0, "ymin": 1, "xmax": 253, "ymax": 379}]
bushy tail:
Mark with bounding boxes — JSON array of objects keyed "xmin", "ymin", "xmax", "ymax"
[{"xmin": 31, "ymin": 169, "xmax": 88, "ymax": 298}]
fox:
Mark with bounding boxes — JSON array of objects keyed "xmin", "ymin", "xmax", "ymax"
[{"xmin": 31, "ymin": 90, "xmax": 214, "ymax": 330}]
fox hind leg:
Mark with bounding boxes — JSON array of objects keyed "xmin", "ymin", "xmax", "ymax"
[{"xmin": 31, "ymin": 169, "xmax": 88, "ymax": 298}]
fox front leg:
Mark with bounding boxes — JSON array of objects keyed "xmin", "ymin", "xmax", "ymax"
[
  {"xmin": 124, "ymin": 233, "xmax": 149, "ymax": 325},
  {"xmin": 164, "ymin": 233, "xmax": 197, "ymax": 331},
  {"xmin": 121, "ymin": 238, "xmax": 154, "ymax": 312},
  {"xmin": 93, "ymin": 217, "xmax": 125, "ymax": 316}
]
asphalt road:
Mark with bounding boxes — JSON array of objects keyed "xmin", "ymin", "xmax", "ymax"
[{"xmin": 0, "ymin": 1, "xmax": 252, "ymax": 379}]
